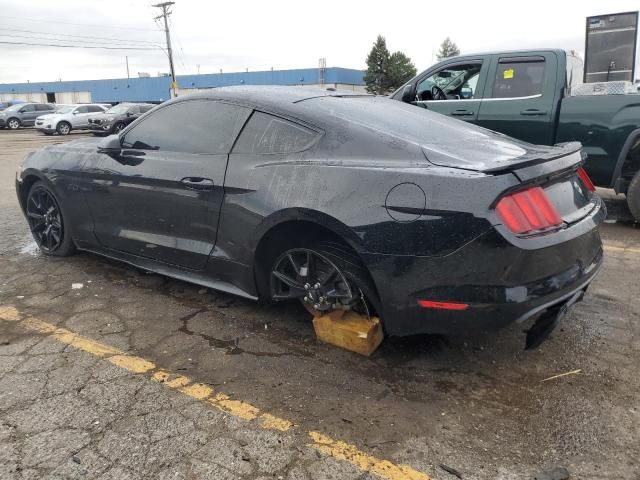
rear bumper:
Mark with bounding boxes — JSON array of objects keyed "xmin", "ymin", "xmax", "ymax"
[{"xmin": 365, "ymin": 196, "xmax": 606, "ymax": 337}]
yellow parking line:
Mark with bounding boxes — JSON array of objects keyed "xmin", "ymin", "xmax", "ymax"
[
  {"xmin": 0, "ymin": 306, "xmax": 430, "ymax": 480},
  {"xmin": 603, "ymin": 244, "xmax": 640, "ymax": 255}
]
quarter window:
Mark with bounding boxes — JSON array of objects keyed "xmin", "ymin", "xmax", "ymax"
[
  {"xmin": 232, "ymin": 111, "xmax": 318, "ymax": 154},
  {"xmin": 35, "ymin": 104, "xmax": 52, "ymax": 111},
  {"xmin": 74, "ymin": 106, "xmax": 89, "ymax": 114},
  {"xmin": 492, "ymin": 58, "xmax": 546, "ymax": 98},
  {"xmin": 121, "ymin": 100, "xmax": 250, "ymax": 155}
]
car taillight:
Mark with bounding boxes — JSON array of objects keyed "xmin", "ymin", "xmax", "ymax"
[
  {"xmin": 496, "ymin": 186, "xmax": 563, "ymax": 235},
  {"xmin": 577, "ymin": 167, "xmax": 595, "ymax": 192}
]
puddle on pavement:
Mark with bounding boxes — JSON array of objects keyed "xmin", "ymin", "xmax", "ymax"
[{"xmin": 18, "ymin": 237, "xmax": 40, "ymax": 256}]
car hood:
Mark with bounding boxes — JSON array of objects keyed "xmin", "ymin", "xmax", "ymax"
[{"xmin": 36, "ymin": 113, "xmax": 59, "ymax": 121}]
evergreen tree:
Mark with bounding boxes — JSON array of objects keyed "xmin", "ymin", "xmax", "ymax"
[
  {"xmin": 436, "ymin": 37, "xmax": 460, "ymax": 60},
  {"xmin": 364, "ymin": 35, "xmax": 391, "ymax": 94},
  {"xmin": 364, "ymin": 35, "xmax": 417, "ymax": 94},
  {"xmin": 388, "ymin": 51, "xmax": 417, "ymax": 90}
]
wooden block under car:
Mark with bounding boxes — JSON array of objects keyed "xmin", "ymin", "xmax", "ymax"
[{"xmin": 312, "ymin": 310, "xmax": 384, "ymax": 356}]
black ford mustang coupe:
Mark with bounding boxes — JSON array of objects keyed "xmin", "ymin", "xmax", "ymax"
[{"xmin": 16, "ymin": 87, "xmax": 604, "ymax": 347}]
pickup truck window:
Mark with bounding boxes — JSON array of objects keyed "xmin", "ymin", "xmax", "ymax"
[
  {"xmin": 492, "ymin": 58, "xmax": 545, "ymax": 99},
  {"xmin": 416, "ymin": 62, "xmax": 482, "ymax": 101}
]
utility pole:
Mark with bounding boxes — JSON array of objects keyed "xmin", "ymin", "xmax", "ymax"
[
  {"xmin": 153, "ymin": 2, "xmax": 177, "ymax": 97},
  {"xmin": 126, "ymin": 56, "xmax": 130, "ymax": 80}
]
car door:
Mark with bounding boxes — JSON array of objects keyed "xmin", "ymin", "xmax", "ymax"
[
  {"xmin": 476, "ymin": 52, "xmax": 560, "ymax": 145},
  {"xmin": 70, "ymin": 105, "xmax": 90, "ymax": 128},
  {"xmin": 83, "ymin": 99, "xmax": 251, "ymax": 270},
  {"xmin": 404, "ymin": 58, "xmax": 489, "ymax": 123},
  {"xmin": 19, "ymin": 104, "xmax": 38, "ymax": 125}
]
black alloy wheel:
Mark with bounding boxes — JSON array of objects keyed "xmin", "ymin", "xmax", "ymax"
[
  {"xmin": 26, "ymin": 185, "xmax": 64, "ymax": 253},
  {"xmin": 270, "ymin": 247, "xmax": 371, "ymax": 317}
]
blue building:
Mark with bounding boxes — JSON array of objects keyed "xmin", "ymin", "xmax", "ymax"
[{"xmin": 0, "ymin": 67, "xmax": 365, "ymax": 104}]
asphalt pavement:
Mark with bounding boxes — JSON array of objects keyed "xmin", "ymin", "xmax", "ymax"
[{"xmin": 1, "ymin": 129, "xmax": 639, "ymax": 479}]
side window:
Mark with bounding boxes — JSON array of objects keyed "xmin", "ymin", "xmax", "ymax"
[
  {"xmin": 36, "ymin": 104, "xmax": 52, "ymax": 111},
  {"xmin": 20, "ymin": 104, "xmax": 35, "ymax": 112},
  {"xmin": 121, "ymin": 100, "xmax": 250, "ymax": 154},
  {"xmin": 88, "ymin": 105, "xmax": 104, "ymax": 113},
  {"xmin": 74, "ymin": 106, "xmax": 89, "ymax": 114},
  {"xmin": 232, "ymin": 112, "xmax": 318, "ymax": 154},
  {"xmin": 416, "ymin": 63, "xmax": 483, "ymax": 100},
  {"xmin": 492, "ymin": 58, "xmax": 546, "ymax": 99}
]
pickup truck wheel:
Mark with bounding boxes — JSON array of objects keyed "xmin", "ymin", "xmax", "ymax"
[
  {"xmin": 7, "ymin": 118, "xmax": 20, "ymax": 130},
  {"xmin": 56, "ymin": 121, "xmax": 71, "ymax": 135},
  {"xmin": 626, "ymin": 171, "xmax": 640, "ymax": 222}
]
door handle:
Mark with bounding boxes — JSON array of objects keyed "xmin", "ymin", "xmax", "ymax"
[
  {"xmin": 181, "ymin": 177, "xmax": 215, "ymax": 191},
  {"xmin": 520, "ymin": 109, "xmax": 547, "ymax": 116},
  {"xmin": 451, "ymin": 109, "xmax": 474, "ymax": 116}
]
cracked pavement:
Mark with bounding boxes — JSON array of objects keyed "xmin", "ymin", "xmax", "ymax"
[{"xmin": 1, "ymin": 130, "xmax": 639, "ymax": 479}]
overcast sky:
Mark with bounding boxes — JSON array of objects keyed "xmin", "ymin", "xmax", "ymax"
[{"xmin": 0, "ymin": 0, "xmax": 639, "ymax": 84}]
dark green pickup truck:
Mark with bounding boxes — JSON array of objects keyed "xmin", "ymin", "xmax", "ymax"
[{"xmin": 392, "ymin": 48, "xmax": 640, "ymax": 220}]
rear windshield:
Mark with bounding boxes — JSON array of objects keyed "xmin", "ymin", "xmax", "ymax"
[{"xmin": 305, "ymin": 96, "xmax": 492, "ymax": 146}]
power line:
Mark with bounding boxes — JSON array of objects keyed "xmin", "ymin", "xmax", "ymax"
[
  {"xmin": 0, "ymin": 41, "xmax": 161, "ymax": 51},
  {"xmin": 0, "ymin": 27, "xmax": 161, "ymax": 45},
  {"xmin": 0, "ymin": 14, "xmax": 160, "ymax": 32},
  {"xmin": 168, "ymin": 16, "xmax": 188, "ymax": 73},
  {"xmin": 0, "ymin": 33, "xmax": 162, "ymax": 49}
]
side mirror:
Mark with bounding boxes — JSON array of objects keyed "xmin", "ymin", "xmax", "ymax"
[
  {"xmin": 401, "ymin": 84, "xmax": 414, "ymax": 103},
  {"xmin": 18, "ymin": 109, "xmax": 25, "ymax": 113},
  {"xmin": 126, "ymin": 112, "xmax": 132, "ymax": 117},
  {"xmin": 72, "ymin": 111, "xmax": 78, "ymax": 115},
  {"xmin": 97, "ymin": 134, "xmax": 122, "ymax": 155}
]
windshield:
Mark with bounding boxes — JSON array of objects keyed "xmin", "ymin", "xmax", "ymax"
[
  {"xmin": 55, "ymin": 106, "xmax": 75, "ymax": 114},
  {"xmin": 106, "ymin": 104, "xmax": 131, "ymax": 114}
]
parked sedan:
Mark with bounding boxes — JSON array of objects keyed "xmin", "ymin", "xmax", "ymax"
[
  {"xmin": 15, "ymin": 87, "xmax": 604, "ymax": 348},
  {"xmin": 0, "ymin": 102, "xmax": 56, "ymax": 129},
  {"xmin": 87, "ymin": 103, "xmax": 154, "ymax": 135},
  {"xmin": 35, "ymin": 104, "xmax": 109, "ymax": 135}
]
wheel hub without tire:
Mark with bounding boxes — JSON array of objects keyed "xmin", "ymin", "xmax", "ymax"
[{"xmin": 271, "ymin": 248, "xmax": 357, "ymax": 312}]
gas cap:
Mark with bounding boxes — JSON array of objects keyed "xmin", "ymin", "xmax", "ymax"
[{"xmin": 384, "ymin": 182, "xmax": 426, "ymax": 223}]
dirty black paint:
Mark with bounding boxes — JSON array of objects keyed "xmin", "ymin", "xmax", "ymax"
[{"xmin": 16, "ymin": 86, "xmax": 604, "ymax": 339}]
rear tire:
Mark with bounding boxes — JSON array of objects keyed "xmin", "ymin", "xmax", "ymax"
[
  {"xmin": 627, "ymin": 171, "xmax": 640, "ymax": 222},
  {"xmin": 7, "ymin": 118, "xmax": 20, "ymax": 130},
  {"xmin": 26, "ymin": 181, "xmax": 76, "ymax": 257}
]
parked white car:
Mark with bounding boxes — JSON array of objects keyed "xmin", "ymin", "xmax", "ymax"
[{"xmin": 35, "ymin": 104, "xmax": 109, "ymax": 135}]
